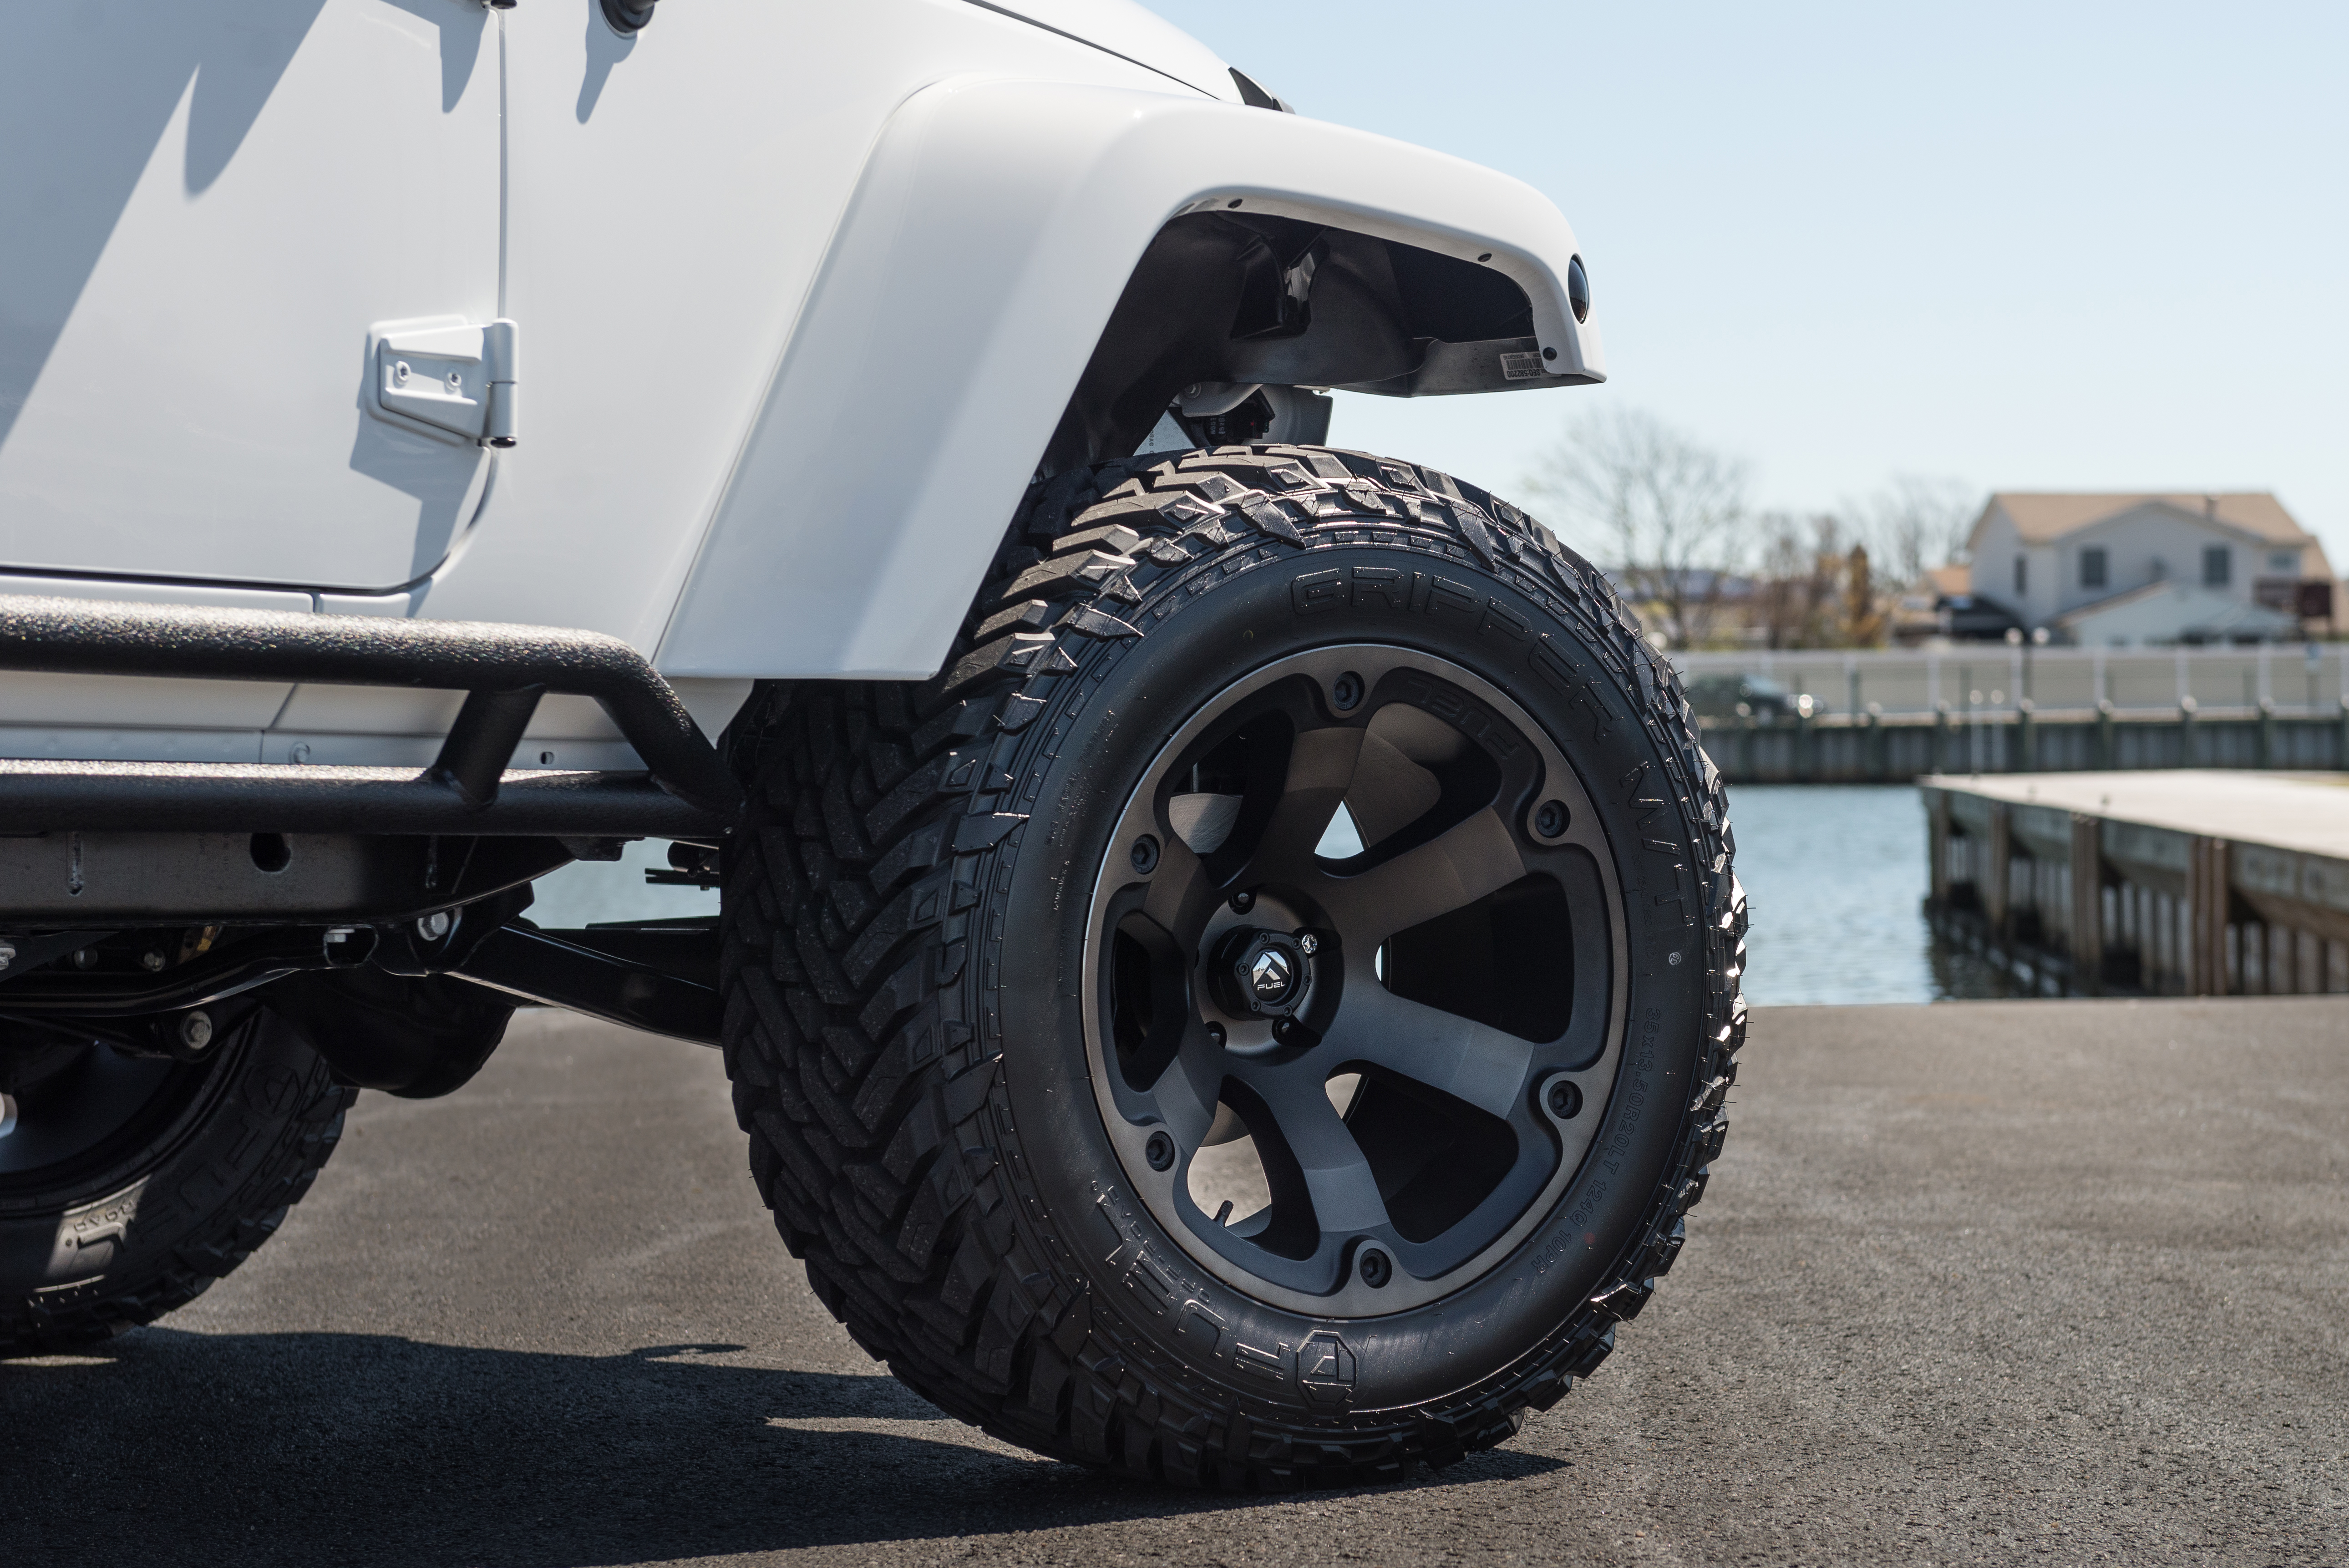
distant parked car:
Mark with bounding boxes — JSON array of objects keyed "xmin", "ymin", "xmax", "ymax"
[{"xmin": 1686, "ymin": 673, "xmax": 1801, "ymax": 720}]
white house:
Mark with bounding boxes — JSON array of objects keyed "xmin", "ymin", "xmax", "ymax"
[{"xmin": 1966, "ymin": 492, "xmax": 2334, "ymax": 645}]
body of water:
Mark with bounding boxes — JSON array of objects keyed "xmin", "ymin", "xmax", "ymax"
[
  {"xmin": 530, "ymin": 785, "xmax": 1989, "ymax": 1008},
  {"xmin": 1728, "ymin": 784, "xmax": 2006, "ymax": 1005}
]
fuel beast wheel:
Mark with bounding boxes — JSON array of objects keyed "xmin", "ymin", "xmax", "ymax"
[{"xmin": 720, "ymin": 443, "xmax": 1745, "ymax": 1486}]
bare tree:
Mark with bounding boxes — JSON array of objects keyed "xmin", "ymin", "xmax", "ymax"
[
  {"xmin": 1528, "ymin": 408, "xmax": 1751, "ymax": 648},
  {"xmin": 1750, "ymin": 511, "xmax": 1889, "ymax": 649},
  {"xmin": 1847, "ymin": 475, "xmax": 1979, "ymax": 589}
]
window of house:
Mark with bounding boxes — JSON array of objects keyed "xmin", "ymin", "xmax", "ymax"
[
  {"xmin": 2013, "ymin": 555, "xmax": 2027, "ymax": 596},
  {"xmin": 2080, "ymin": 547, "xmax": 2107, "ymax": 589},
  {"xmin": 2268, "ymin": 551, "xmax": 2298, "ymax": 573},
  {"xmin": 2202, "ymin": 546, "xmax": 2231, "ymax": 587}
]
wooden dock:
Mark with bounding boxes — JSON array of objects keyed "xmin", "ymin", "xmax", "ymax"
[
  {"xmin": 1705, "ymin": 700, "xmax": 2349, "ymax": 783},
  {"xmin": 1920, "ymin": 770, "xmax": 2349, "ymax": 996}
]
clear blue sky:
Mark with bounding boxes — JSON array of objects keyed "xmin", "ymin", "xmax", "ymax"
[{"xmin": 1141, "ymin": 1, "xmax": 2349, "ymax": 565}]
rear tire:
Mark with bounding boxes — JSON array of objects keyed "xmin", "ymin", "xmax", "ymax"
[
  {"xmin": 0, "ymin": 1010, "xmax": 354, "ymax": 1355},
  {"xmin": 720, "ymin": 444, "xmax": 1745, "ymax": 1485}
]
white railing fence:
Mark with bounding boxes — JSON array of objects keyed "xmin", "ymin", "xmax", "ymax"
[{"xmin": 1670, "ymin": 644, "xmax": 2349, "ymax": 718}]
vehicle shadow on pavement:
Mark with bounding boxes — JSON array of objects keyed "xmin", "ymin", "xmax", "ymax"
[{"xmin": 0, "ymin": 1328, "xmax": 1563, "ymax": 1567}]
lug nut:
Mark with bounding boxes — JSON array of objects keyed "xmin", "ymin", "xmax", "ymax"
[
  {"xmin": 179, "ymin": 1010, "xmax": 214, "ymax": 1052},
  {"xmin": 1144, "ymin": 1131, "xmax": 1176, "ymax": 1171},
  {"xmin": 1230, "ymin": 889, "xmax": 1255, "ymax": 913}
]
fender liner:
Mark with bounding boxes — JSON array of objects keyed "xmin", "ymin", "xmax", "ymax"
[{"xmin": 657, "ymin": 78, "xmax": 1603, "ymax": 684}]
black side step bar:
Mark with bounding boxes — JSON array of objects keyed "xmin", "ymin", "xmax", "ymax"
[{"xmin": 0, "ymin": 595, "xmax": 742, "ymax": 836}]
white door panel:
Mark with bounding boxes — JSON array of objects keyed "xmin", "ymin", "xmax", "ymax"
[{"xmin": 0, "ymin": 0, "xmax": 500, "ymax": 591}]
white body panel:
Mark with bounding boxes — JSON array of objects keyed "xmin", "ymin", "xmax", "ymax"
[
  {"xmin": 958, "ymin": 0, "xmax": 1239, "ymax": 97},
  {"xmin": 0, "ymin": 0, "xmax": 500, "ymax": 590},
  {"xmin": 0, "ymin": 0, "xmax": 1600, "ymax": 761},
  {"xmin": 658, "ymin": 77, "xmax": 1602, "ymax": 680}
]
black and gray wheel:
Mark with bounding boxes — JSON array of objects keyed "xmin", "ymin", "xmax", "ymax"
[
  {"xmin": 721, "ymin": 444, "xmax": 1745, "ymax": 1486},
  {"xmin": 0, "ymin": 1010, "xmax": 354, "ymax": 1354}
]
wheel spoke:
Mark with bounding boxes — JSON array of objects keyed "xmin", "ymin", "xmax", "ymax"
[
  {"xmin": 1319, "ymin": 805, "xmax": 1526, "ymax": 942},
  {"xmin": 1139, "ymin": 831, "xmax": 1222, "ymax": 947},
  {"xmin": 1147, "ymin": 1025, "xmax": 1224, "ymax": 1153},
  {"xmin": 1225, "ymin": 724, "xmax": 1366, "ymax": 888},
  {"xmin": 1333, "ymin": 984, "xmax": 1542, "ymax": 1121},
  {"xmin": 1228, "ymin": 1061, "xmax": 1390, "ymax": 1233}
]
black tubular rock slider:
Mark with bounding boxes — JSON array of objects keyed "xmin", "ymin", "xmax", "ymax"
[{"xmin": 0, "ymin": 594, "xmax": 743, "ymax": 831}]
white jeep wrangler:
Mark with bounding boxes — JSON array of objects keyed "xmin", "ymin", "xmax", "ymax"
[{"xmin": 0, "ymin": 0, "xmax": 1743, "ymax": 1486}]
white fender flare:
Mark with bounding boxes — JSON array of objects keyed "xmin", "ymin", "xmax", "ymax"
[{"xmin": 658, "ymin": 77, "xmax": 1604, "ymax": 681}]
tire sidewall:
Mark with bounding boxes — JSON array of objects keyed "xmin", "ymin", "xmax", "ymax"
[
  {"xmin": 991, "ymin": 536, "xmax": 1708, "ymax": 1414},
  {"xmin": 0, "ymin": 1014, "xmax": 334, "ymax": 1335}
]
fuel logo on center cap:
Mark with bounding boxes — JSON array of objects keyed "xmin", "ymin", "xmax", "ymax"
[
  {"xmin": 1249, "ymin": 949, "xmax": 1295, "ymax": 1003},
  {"xmin": 1210, "ymin": 926, "xmax": 1311, "ymax": 1018}
]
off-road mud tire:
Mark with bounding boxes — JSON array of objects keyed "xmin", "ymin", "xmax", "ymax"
[
  {"xmin": 0, "ymin": 1012, "xmax": 355, "ymax": 1355},
  {"xmin": 720, "ymin": 443, "xmax": 1746, "ymax": 1486}
]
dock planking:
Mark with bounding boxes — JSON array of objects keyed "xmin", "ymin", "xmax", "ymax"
[{"xmin": 1920, "ymin": 769, "xmax": 2349, "ymax": 996}]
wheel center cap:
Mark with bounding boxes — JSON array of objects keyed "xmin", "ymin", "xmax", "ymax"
[
  {"xmin": 1209, "ymin": 926, "xmax": 1311, "ymax": 1018},
  {"xmin": 1248, "ymin": 949, "xmax": 1295, "ymax": 1004}
]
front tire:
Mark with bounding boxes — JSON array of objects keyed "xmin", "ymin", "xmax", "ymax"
[{"xmin": 720, "ymin": 445, "xmax": 1745, "ymax": 1485}]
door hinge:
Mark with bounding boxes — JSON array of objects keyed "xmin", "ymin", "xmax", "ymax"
[{"xmin": 367, "ymin": 317, "xmax": 519, "ymax": 448}]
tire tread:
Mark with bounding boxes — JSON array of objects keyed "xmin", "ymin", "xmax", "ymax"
[{"xmin": 720, "ymin": 444, "xmax": 1745, "ymax": 1485}]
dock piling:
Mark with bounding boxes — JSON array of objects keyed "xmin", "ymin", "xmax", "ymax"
[{"xmin": 1923, "ymin": 772, "xmax": 2349, "ymax": 999}]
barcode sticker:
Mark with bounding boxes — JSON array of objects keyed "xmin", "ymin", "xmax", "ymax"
[{"xmin": 1499, "ymin": 350, "xmax": 1546, "ymax": 381}]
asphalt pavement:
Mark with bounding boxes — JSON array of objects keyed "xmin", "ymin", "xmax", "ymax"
[{"xmin": 4, "ymin": 997, "xmax": 2345, "ymax": 1567}]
